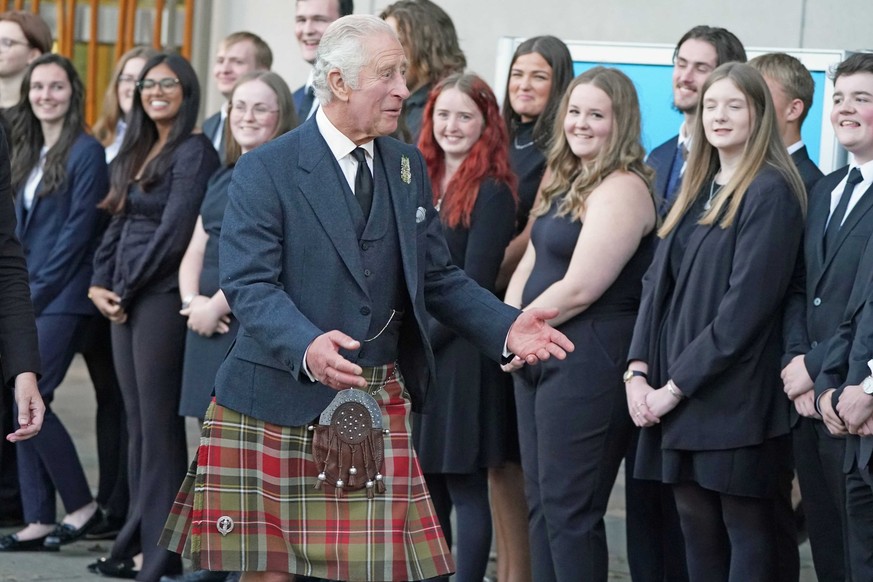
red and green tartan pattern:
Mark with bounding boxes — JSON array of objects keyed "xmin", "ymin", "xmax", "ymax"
[{"xmin": 160, "ymin": 365, "xmax": 454, "ymax": 581}]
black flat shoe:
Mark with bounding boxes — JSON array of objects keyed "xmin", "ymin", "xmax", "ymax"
[
  {"xmin": 94, "ymin": 556, "xmax": 140, "ymax": 579},
  {"xmin": 43, "ymin": 507, "xmax": 103, "ymax": 549},
  {"xmin": 0, "ymin": 532, "xmax": 58, "ymax": 552},
  {"xmin": 85, "ymin": 512, "xmax": 125, "ymax": 540}
]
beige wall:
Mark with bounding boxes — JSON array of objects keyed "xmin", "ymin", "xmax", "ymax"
[{"xmin": 198, "ymin": 0, "xmax": 873, "ymax": 117}]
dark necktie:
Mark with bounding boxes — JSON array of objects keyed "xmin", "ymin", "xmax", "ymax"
[
  {"xmin": 351, "ymin": 147, "xmax": 373, "ymax": 221},
  {"xmin": 825, "ymin": 167, "xmax": 864, "ymax": 255},
  {"xmin": 663, "ymin": 142, "xmax": 688, "ymax": 215},
  {"xmin": 298, "ymin": 85, "xmax": 315, "ymax": 120}
]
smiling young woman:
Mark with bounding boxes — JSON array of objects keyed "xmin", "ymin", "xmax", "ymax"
[
  {"xmin": 87, "ymin": 52, "xmax": 220, "ymax": 581},
  {"xmin": 0, "ymin": 54, "xmax": 108, "ymax": 553}
]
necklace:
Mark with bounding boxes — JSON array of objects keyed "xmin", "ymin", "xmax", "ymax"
[
  {"xmin": 705, "ymin": 180, "xmax": 721, "ymax": 211},
  {"xmin": 513, "ymin": 135, "xmax": 535, "ymax": 150}
]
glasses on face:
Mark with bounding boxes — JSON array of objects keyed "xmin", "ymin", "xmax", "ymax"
[
  {"xmin": 136, "ymin": 77, "xmax": 181, "ymax": 91},
  {"xmin": 0, "ymin": 37, "xmax": 29, "ymax": 50},
  {"xmin": 117, "ymin": 74, "xmax": 137, "ymax": 86},
  {"xmin": 230, "ymin": 102, "xmax": 279, "ymax": 121}
]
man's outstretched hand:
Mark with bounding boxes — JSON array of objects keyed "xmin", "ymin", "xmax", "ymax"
[{"xmin": 505, "ymin": 308, "xmax": 574, "ymax": 371}]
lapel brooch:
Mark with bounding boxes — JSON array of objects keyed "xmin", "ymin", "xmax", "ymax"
[{"xmin": 400, "ymin": 155, "xmax": 411, "ymax": 185}]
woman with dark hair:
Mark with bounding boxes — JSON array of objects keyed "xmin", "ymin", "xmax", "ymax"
[
  {"xmin": 415, "ymin": 72, "xmax": 517, "ymax": 582},
  {"xmin": 505, "ymin": 67, "xmax": 656, "ymax": 581},
  {"xmin": 87, "ymin": 53, "xmax": 220, "ymax": 580},
  {"xmin": 492, "ymin": 35, "xmax": 573, "ymax": 582},
  {"xmin": 380, "ymin": 0, "xmax": 466, "ymax": 144},
  {"xmin": 627, "ymin": 62, "xmax": 806, "ymax": 581},
  {"xmin": 0, "ymin": 54, "xmax": 107, "ymax": 552},
  {"xmin": 93, "ymin": 46, "xmax": 159, "ymax": 163},
  {"xmin": 177, "ymin": 70, "xmax": 298, "ymax": 421}
]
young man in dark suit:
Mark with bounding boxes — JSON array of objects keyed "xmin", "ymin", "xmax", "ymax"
[
  {"xmin": 647, "ymin": 25, "xmax": 746, "ymax": 216},
  {"xmin": 782, "ymin": 52, "xmax": 873, "ymax": 582},
  {"xmin": 203, "ymin": 31, "xmax": 272, "ymax": 162},
  {"xmin": 748, "ymin": 51, "xmax": 825, "ymax": 582},
  {"xmin": 292, "ymin": 0, "xmax": 353, "ymax": 120}
]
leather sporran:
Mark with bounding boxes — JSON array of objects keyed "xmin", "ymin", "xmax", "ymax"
[{"xmin": 310, "ymin": 389, "xmax": 387, "ymax": 498}]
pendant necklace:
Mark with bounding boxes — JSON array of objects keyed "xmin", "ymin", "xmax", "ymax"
[
  {"xmin": 513, "ymin": 135, "xmax": 535, "ymax": 150},
  {"xmin": 705, "ymin": 180, "xmax": 721, "ymax": 211}
]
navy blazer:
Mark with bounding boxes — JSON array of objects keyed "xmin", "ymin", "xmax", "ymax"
[
  {"xmin": 15, "ymin": 133, "xmax": 108, "ymax": 317},
  {"xmin": 792, "ymin": 145, "xmax": 824, "ymax": 194},
  {"xmin": 215, "ymin": 117, "xmax": 520, "ymax": 427},
  {"xmin": 646, "ymin": 134, "xmax": 680, "ymax": 212},
  {"xmin": 0, "ymin": 125, "xmax": 39, "ymax": 385},
  {"xmin": 629, "ymin": 168, "xmax": 804, "ymax": 450},
  {"xmin": 783, "ymin": 166, "xmax": 873, "ymax": 386}
]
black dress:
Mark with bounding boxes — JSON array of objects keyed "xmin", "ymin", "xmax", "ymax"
[
  {"xmin": 412, "ymin": 178, "xmax": 516, "ymax": 472},
  {"xmin": 179, "ymin": 166, "xmax": 240, "ymax": 418},
  {"xmin": 509, "ymin": 120, "xmax": 547, "ymax": 234}
]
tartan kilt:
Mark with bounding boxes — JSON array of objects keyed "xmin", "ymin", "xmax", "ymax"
[{"xmin": 159, "ymin": 364, "xmax": 454, "ymax": 581}]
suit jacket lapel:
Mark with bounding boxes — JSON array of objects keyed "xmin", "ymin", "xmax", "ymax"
[
  {"xmin": 376, "ymin": 138, "xmax": 418, "ymax": 300},
  {"xmin": 822, "ymin": 181, "xmax": 873, "ymax": 274},
  {"xmin": 297, "ymin": 120, "xmax": 368, "ymax": 294},
  {"xmin": 15, "ymin": 179, "xmax": 42, "ymax": 237},
  {"xmin": 807, "ymin": 171, "xmax": 842, "ymax": 286}
]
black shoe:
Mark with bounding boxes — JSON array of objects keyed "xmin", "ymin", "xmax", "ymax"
[
  {"xmin": 85, "ymin": 512, "xmax": 125, "ymax": 540},
  {"xmin": 159, "ymin": 571, "xmax": 234, "ymax": 582},
  {"xmin": 94, "ymin": 556, "xmax": 140, "ymax": 579},
  {"xmin": 43, "ymin": 507, "xmax": 103, "ymax": 549},
  {"xmin": 0, "ymin": 532, "xmax": 59, "ymax": 552}
]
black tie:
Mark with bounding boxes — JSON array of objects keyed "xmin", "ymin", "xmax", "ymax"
[
  {"xmin": 298, "ymin": 85, "xmax": 315, "ymax": 120},
  {"xmin": 351, "ymin": 148, "xmax": 373, "ymax": 221},
  {"xmin": 825, "ymin": 167, "xmax": 864, "ymax": 255}
]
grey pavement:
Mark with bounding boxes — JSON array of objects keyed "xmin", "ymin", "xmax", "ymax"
[{"xmin": 1, "ymin": 356, "xmax": 819, "ymax": 581}]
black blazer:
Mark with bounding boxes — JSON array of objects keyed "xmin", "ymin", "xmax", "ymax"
[
  {"xmin": 816, "ymin": 234, "xmax": 873, "ymax": 469},
  {"xmin": 0, "ymin": 125, "xmax": 39, "ymax": 386},
  {"xmin": 92, "ymin": 134, "xmax": 220, "ymax": 308},
  {"xmin": 792, "ymin": 145, "xmax": 824, "ymax": 194},
  {"xmin": 629, "ymin": 167, "xmax": 803, "ymax": 450},
  {"xmin": 646, "ymin": 134, "xmax": 680, "ymax": 214},
  {"xmin": 783, "ymin": 166, "xmax": 873, "ymax": 388}
]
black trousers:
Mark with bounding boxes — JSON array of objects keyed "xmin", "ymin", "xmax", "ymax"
[
  {"xmin": 108, "ymin": 292, "xmax": 188, "ymax": 581},
  {"xmin": 77, "ymin": 315, "xmax": 129, "ymax": 521},
  {"xmin": 513, "ymin": 317, "xmax": 633, "ymax": 582},
  {"xmin": 845, "ymin": 458, "xmax": 873, "ymax": 581},
  {"xmin": 793, "ymin": 417, "xmax": 849, "ymax": 582}
]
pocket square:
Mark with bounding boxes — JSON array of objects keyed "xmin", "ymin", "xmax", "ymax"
[{"xmin": 416, "ymin": 206, "xmax": 426, "ymax": 224}]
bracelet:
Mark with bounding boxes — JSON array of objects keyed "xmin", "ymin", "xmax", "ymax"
[
  {"xmin": 667, "ymin": 380, "xmax": 684, "ymax": 401},
  {"xmin": 181, "ymin": 294, "xmax": 196, "ymax": 310}
]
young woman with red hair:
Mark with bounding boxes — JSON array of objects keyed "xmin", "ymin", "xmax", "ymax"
[{"xmin": 415, "ymin": 72, "xmax": 517, "ymax": 582}]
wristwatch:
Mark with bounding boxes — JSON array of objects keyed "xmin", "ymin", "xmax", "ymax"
[
  {"xmin": 863, "ymin": 359, "xmax": 873, "ymax": 395},
  {"xmin": 623, "ymin": 369, "xmax": 648, "ymax": 383}
]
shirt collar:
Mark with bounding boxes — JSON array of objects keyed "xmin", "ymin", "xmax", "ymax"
[
  {"xmin": 787, "ymin": 140, "xmax": 804, "ymax": 155},
  {"xmin": 852, "ymin": 158, "xmax": 873, "ymax": 183},
  {"xmin": 315, "ymin": 106, "xmax": 374, "ymax": 161}
]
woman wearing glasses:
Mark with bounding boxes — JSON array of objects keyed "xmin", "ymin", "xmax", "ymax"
[
  {"xmin": 93, "ymin": 47, "xmax": 159, "ymax": 163},
  {"xmin": 88, "ymin": 53, "xmax": 219, "ymax": 580},
  {"xmin": 0, "ymin": 11, "xmax": 52, "ymax": 111},
  {"xmin": 177, "ymin": 71, "xmax": 297, "ymax": 422}
]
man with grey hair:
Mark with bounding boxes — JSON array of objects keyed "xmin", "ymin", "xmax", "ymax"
[{"xmin": 160, "ymin": 14, "xmax": 572, "ymax": 582}]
